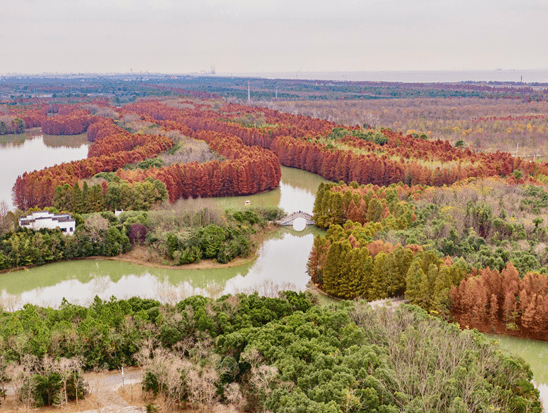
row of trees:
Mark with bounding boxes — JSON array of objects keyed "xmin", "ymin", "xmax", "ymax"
[
  {"xmin": 121, "ymin": 100, "xmax": 336, "ymax": 149},
  {"xmin": 12, "ymin": 124, "xmax": 174, "ymax": 210},
  {"xmin": 0, "ymin": 219, "xmax": 130, "ymax": 270},
  {"xmin": 51, "ymin": 177, "xmax": 169, "ymax": 213},
  {"xmin": 272, "ymin": 134, "xmax": 545, "ymax": 187},
  {"xmin": 307, "ymin": 219, "xmax": 468, "ymax": 315},
  {"xmin": 10, "ymin": 101, "xmax": 111, "ymax": 131},
  {"xmin": 312, "ymin": 182, "xmax": 418, "ymax": 229},
  {"xmin": 451, "ymin": 263, "xmax": 548, "ymax": 338},
  {"xmin": 41, "ymin": 111, "xmax": 99, "ymax": 135},
  {"xmin": 114, "ymin": 130, "xmax": 281, "ymax": 200}
]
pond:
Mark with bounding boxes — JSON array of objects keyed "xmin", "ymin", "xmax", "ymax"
[
  {"xmin": 0, "ymin": 132, "xmax": 89, "ymax": 209},
  {"xmin": 0, "ymin": 226, "xmax": 324, "ymax": 310},
  {"xmin": 0, "ymin": 166, "xmax": 330, "ymax": 309}
]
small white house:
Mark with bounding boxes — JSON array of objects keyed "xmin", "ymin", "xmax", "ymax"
[{"xmin": 19, "ymin": 211, "xmax": 76, "ymax": 235}]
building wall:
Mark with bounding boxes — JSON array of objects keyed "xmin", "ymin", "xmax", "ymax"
[
  {"xmin": 26, "ymin": 220, "xmax": 75, "ymax": 235},
  {"xmin": 19, "ymin": 212, "xmax": 76, "ymax": 235}
]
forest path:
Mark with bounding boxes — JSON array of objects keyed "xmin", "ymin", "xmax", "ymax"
[{"xmin": 83, "ymin": 368, "xmax": 145, "ymax": 413}]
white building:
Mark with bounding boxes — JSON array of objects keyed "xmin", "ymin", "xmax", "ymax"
[{"xmin": 19, "ymin": 211, "xmax": 76, "ymax": 235}]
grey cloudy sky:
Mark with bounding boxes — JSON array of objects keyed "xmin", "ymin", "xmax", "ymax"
[{"xmin": 1, "ymin": 0, "xmax": 546, "ymax": 74}]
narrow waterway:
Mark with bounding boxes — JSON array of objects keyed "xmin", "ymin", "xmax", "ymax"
[{"xmin": 0, "ymin": 226, "xmax": 324, "ymax": 309}]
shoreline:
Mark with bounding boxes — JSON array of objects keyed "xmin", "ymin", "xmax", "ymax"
[{"xmin": 0, "ymin": 224, "xmax": 281, "ymax": 274}]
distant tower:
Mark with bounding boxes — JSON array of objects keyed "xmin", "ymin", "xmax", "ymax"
[
  {"xmin": 275, "ymin": 88, "xmax": 278, "ymax": 99},
  {"xmin": 248, "ymin": 80, "xmax": 250, "ymax": 102}
]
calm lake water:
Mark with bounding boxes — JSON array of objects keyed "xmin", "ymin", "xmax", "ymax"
[
  {"xmin": 0, "ymin": 165, "xmax": 330, "ymax": 310},
  {"xmin": 486, "ymin": 334, "xmax": 548, "ymax": 412},
  {"xmin": 0, "ymin": 226, "xmax": 323, "ymax": 309},
  {"xmin": 0, "ymin": 132, "xmax": 89, "ymax": 210}
]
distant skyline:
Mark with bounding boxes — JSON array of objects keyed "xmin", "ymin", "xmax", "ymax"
[{"xmin": 1, "ymin": 0, "xmax": 547, "ymax": 76}]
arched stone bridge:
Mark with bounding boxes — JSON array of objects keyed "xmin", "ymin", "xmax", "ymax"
[{"xmin": 277, "ymin": 211, "xmax": 315, "ymax": 226}]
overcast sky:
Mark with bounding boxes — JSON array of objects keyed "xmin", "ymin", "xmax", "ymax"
[{"xmin": 1, "ymin": 0, "xmax": 546, "ymax": 75}]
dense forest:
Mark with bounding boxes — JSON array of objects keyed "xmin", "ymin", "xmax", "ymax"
[
  {"xmin": 309, "ymin": 179, "xmax": 548, "ymax": 340},
  {"xmin": 0, "ymin": 293, "xmax": 541, "ymax": 412}
]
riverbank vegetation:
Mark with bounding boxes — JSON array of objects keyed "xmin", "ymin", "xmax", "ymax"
[
  {"xmin": 0, "ymin": 293, "xmax": 541, "ymax": 412},
  {"xmin": 0, "ymin": 204, "xmax": 282, "ymax": 272}
]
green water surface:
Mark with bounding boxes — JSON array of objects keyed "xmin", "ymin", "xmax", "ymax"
[
  {"xmin": 484, "ymin": 334, "xmax": 548, "ymax": 412},
  {"xmin": 0, "ymin": 166, "xmax": 329, "ymax": 308}
]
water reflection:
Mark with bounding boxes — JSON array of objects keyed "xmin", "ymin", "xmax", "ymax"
[
  {"xmin": 0, "ymin": 131, "xmax": 87, "ymax": 149},
  {"xmin": 0, "ymin": 134, "xmax": 27, "ymax": 147},
  {"xmin": 212, "ymin": 166, "xmax": 330, "ymax": 215},
  {"xmin": 0, "ymin": 134, "xmax": 88, "ymax": 209},
  {"xmin": 42, "ymin": 133, "xmax": 89, "ymax": 148},
  {"xmin": 486, "ymin": 334, "xmax": 548, "ymax": 412},
  {"xmin": 0, "ymin": 227, "xmax": 324, "ymax": 310}
]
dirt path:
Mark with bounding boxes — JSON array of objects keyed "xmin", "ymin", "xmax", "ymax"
[
  {"xmin": 1, "ymin": 368, "xmax": 146, "ymax": 413},
  {"xmin": 83, "ymin": 369, "xmax": 145, "ymax": 413}
]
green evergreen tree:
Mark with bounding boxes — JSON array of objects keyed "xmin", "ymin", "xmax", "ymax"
[
  {"xmin": 342, "ymin": 191, "xmax": 353, "ymax": 219},
  {"xmin": 106, "ymin": 184, "xmax": 121, "ymax": 211},
  {"xmin": 82, "ymin": 181, "xmax": 90, "ymax": 213},
  {"xmin": 119, "ymin": 183, "xmax": 134, "ymax": 211},
  {"xmin": 369, "ymin": 252, "xmax": 387, "ymax": 300},
  {"xmin": 384, "ymin": 247, "xmax": 414, "ymax": 297},
  {"xmin": 152, "ymin": 179, "xmax": 168, "ymax": 204},
  {"xmin": 366, "ymin": 198, "xmax": 383, "ymax": 223},
  {"xmin": 72, "ymin": 183, "xmax": 84, "ymax": 214},
  {"xmin": 357, "ymin": 250, "xmax": 374, "ymax": 299},
  {"xmin": 313, "ymin": 183, "xmax": 328, "ymax": 220},
  {"xmin": 418, "ymin": 263, "xmax": 439, "ymax": 309},
  {"xmin": 315, "ymin": 190, "xmax": 332, "ymax": 228},
  {"xmin": 52, "ymin": 184, "xmax": 73, "ymax": 211},
  {"xmin": 405, "ymin": 258, "xmax": 425, "ymax": 304},
  {"xmin": 331, "ymin": 192, "xmax": 344, "ymax": 226},
  {"xmin": 88, "ymin": 184, "xmax": 105, "ymax": 212},
  {"xmin": 338, "ymin": 246, "xmax": 364, "ymax": 299},
  {"xmin": 323, "ymin": 241, "xmax": 349, "ymax": 297}
]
